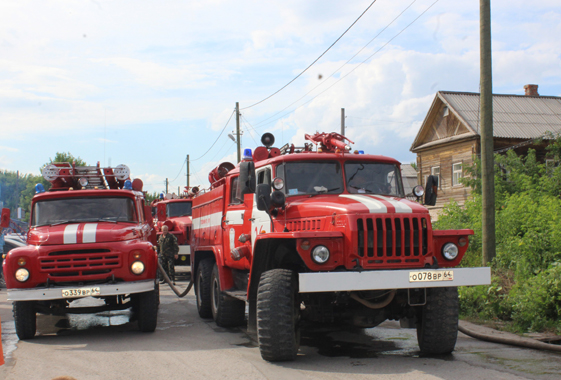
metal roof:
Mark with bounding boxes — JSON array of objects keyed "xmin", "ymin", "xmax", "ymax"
[{"xmin": 440, "ymin": 92, "xmax": 561, "ymax": 139}]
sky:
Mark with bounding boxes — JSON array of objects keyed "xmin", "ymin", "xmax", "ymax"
[{"xmin": 1, "ymin": 0, "xmax": 560, "ymax": 195}]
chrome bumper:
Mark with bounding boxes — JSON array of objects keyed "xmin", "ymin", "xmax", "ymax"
[
  {"xmin": 7, "ymin": 280, "xmax": 155, "ymax": 301},
  {"xmin": 298, "ymin": 267, "xmax": 491, "ymax": 293}
]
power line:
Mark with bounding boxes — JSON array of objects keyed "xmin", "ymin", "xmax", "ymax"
[
  {"xmin": 169, "ymin": 157, "xmax": 187, "ymax": 184},
  {"xmin": 249, "ymin": 0, "xmax": 421, "ymax": 130},
  {"xmin": 241, "ymin": 0, "xmax": 379, "ymax": 111},
  {"xmin": 241, "ymin": 115, "xmax": 261, "ymax": 146},
  {"xmin": 249, "ymin": 0, "xmax": 439, "ymax": 131},
  {"xmin": 191, "ymin": 109, "xmax": 236, "ymax": 162}
]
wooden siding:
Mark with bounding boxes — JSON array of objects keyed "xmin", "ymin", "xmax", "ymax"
[
  {"xmin": 417, "ymin": 104, "xmax": 471, "ymax": 147},
  {"xmin": 417, "ymin": 139, "xmax": 476, "ymax": 210}
]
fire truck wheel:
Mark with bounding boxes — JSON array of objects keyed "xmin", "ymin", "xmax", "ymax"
[
  {"xmin": 210, "ymin": 264, "xmax": 245, "ymax": 327},
  {"xmin": 196, "ymin": 258, "xmax": 213, "ymax": 319},
  {"xmin": 257, "ymin": 269, "xmax": 300, "ymax": 362},
  {"xmin": 416, "ymin": 287, "xmax": 459, "ymax": 354},
  {"xmin": 13, "ymin": 301, "xmax": 37, "ymax": 340},
  {"xmin": 135, "ymin": 285, "xmax": 159, "ymax": 332}
]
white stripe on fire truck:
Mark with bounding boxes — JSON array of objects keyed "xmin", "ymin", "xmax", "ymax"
[
  {"xmin": 373, "ymin": 195, "xmax": 413, "ymax": 213},
  {"xmin": 82, "ymin": 223, "xmax": 98, "ymax": 243},
  {"xmin": 339, "ymin": 195, "xmax": 387, "ymax": 213},
  {"xmin": 192, "ymin": 211, "xmax": 223, "ymax": 231},
  {"xmin": 225, "ymin": 210, "xmax": 244, "ymax": 225},
  {"xmin": 63, "ymin": 224, "xmax": 79, "ymax": 244}
]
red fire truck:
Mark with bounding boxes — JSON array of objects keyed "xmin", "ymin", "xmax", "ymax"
[
  {"xmin": 2, "ymin": 163, "xmax": 159, "ymax": 339},
  {"xmin": 154, "ymin": 189, "xmax": 198, "ymax": 265},
  {"xmin": 191, "ymin": 132, "xmax": 491, "ymax": 362}
]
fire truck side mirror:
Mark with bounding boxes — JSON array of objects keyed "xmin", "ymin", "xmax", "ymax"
[
  {"xmin": 256, "ymin": 184, "xmax": 271, "ymax": 211},
  {"xmin": 156, "ymin": 203, "xmax": 166, "ymax": 222},
  {"xmin": 424, "ymin": 175, "xmax": 438, "ymax": 206},
  {"xmin": 1, "ymin": 208, "xmax": 10, "ymax": 228},
  {"xmin": 238, "ymin": 161, "xmax": 256, "ymax": 198},
  {"xmin": 144, "ymin": 205, "xmax": 154, "ymax": 225}
]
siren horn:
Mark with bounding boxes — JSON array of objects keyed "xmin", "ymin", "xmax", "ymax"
[{"xmin": 261, "ymin": 133, "xmax": 275, "ymax": 148}]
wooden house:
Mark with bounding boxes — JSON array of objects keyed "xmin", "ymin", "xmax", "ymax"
[{"xmin": 410, "ymin": 85, "xmax": 561, "ymax": 216}]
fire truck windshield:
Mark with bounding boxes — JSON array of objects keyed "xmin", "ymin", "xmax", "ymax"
[
  {"xmin": 278, "ymin": 162, "xmax": 343, "ymax": 196},
  {"xmin": 345, "ymin": 162, "xmax": 404, "ymax": 197},
  {"xmin": 166, "ymin": 202, "xmax": 192, "ymax": 218},
  {"xmin": 32, "ymin": 197, "xmax": 138, "ymax": 227}
]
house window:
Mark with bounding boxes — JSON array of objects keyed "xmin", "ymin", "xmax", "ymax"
[
  {"xmin": 452, "ymin": 162, "xmax": 463, "ymax": 186},
  {"xmin": 431, "ymin": 166, "xmax": 440, "ymax": 188}
]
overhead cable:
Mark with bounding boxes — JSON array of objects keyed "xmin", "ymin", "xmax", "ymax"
[
  {"xmin": 250, "ymin": 0, "xmax": 439, "ymax": 130},
  {"xmin": 191, "ymin": 109, "xmax": 236, "ymax": 162},
  {"xmin": 169, "ymin": 157, "xmax": 187, "ymax": 184},
  {"xmin": 241, "ymin": 0, "xmax": 379, "ymax": 110}
]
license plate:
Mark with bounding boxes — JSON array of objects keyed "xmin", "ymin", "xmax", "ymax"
[
  {"xmin": 409, "ymin": 270, "xmax": 453, "ymax": 282},
  {"xmin": 61, "ymin": 287, "xmax": 101, "ymax": 298}
]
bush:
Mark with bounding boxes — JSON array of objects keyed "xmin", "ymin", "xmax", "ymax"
[{"xmin": 434, "ymin": 145, "xmax": 561, "ymax": 334}]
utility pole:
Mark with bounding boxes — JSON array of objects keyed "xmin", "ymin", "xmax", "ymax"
[
  {"xmin": 341, "ymin": 108, "xmax": 345, "ymax": 136},
  {"xmin": 186, "ymin": 155, "xmax": 190, "ymax": 188},
  {"xmin": 480, "ymin": 0, "xmax": 495, "ymax": 265},
  {"xmin": 165, "ymin": 178, "xmax": 169, "ymax": 194},
  {"xmin": 236, "ymin": 102, "xmax": 241, "ymax": 163},
  {"xmin": 15, "ymin": 170, "xmax": 19, "ymax": 210}
]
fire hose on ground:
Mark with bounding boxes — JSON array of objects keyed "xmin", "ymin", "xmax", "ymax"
[
  {"xmin": 157, "ymin": 262, "xmax": 193, "ymax": 298},
  {"xmin": 458, "ymin": 322, "xmax": 561, "ymax": 353}
]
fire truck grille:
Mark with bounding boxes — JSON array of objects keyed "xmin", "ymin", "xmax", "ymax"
[
  {"xmin": 287, "ymin": 219, "xmax": 322, "ymax": 231},
  {"xmin": 356, "ymin": 216, "xmax": 428, "ymax": 264},
  {"xmin": 40, "ymin": 249, "xmax": 121, "ymax": 277}
]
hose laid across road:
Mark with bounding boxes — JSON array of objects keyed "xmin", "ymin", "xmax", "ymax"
[
  {"xmin": 157, "ymin": 262, "xmax": 193, "ymax": 298},
  {"xmin": 458, "ymin": 321, "xmax": 561, "ymax": 353}
]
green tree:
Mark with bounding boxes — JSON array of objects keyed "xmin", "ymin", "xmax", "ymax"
[
  {"xmin": 435, "ymin": 136, "xmax": 561, "ymax": 333},
  {"xmin": 41, "ymin": 152, "xmax": 87, "ymax": 172}
]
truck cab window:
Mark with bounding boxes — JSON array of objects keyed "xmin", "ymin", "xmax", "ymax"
[
  {"xmin": 257, "ymin": 168, "xmax": 271, "ymax": 185},
  {"xmin": 230, "ymin": 177, "xmax": 242, "ymax": 204}
]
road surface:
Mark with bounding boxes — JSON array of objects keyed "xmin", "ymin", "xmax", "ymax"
[{"xmin": 1, "ymin": 271, "xmax": 559, "ymax": 380}]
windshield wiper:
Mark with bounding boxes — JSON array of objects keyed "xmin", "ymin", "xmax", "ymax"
[
  {"xmin": 349, "ymin": 185, "xmax": 372, "ymax": 193},
  {"xmin": 97, "ymin": 217, "xmax": 120, "ymax": 223},
  {"xmin": 310, "ymin": 187, "xmax": 340, "ymax": 196}
]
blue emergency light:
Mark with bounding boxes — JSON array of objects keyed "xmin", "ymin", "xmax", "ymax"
[
  {"xmin": 35, "ymin": 183, "xmax": 46, "ymax": 194},
  {"xmin": 124, "ymin": 180, "xmax": 133, "ymax": 190},
  {"xmin": 243, "ymin": 148, "xmax": 253, "ymax": 160}
]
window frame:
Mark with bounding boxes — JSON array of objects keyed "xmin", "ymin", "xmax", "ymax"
[{"xmin": 452, "ymin": 162, "xmax": 463, "ymax": 186}]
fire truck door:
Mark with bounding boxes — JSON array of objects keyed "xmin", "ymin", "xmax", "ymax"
[
  {"xmin": 224, "ymin": 176, "xmax": 246, "ymax": 261},
  {"xmin": 251, "ymin": 165, "xmax": 273, "ymax": 250}
]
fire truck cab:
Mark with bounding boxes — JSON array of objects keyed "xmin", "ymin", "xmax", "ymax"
[
  {"xmin": 3, "ymin": 162, "xmax": 159, "ymax": 339},
  {"xmin": 154, "ymin": 189, "xmax": 197, "ymax": 265},
  {"xmin": 191, "ymin": 132, "xmax": 490, "ymax": 362}
]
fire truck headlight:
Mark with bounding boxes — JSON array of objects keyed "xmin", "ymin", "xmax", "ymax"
[
  {"xmin": 272, "ymin": 177, "xmax": 284, "ymax": 190},
  {"xmin": 131, "ymin": 261, "xmax": 145, "ymax": 275},
  {"xmin": 79, "ymin": 177, "xmax": 89, "ymax": 187},
  {"xmin": 442, "ymin": 243, "xmax": 459, "ymax": 260},
  {"xmin": 15, "ymin": 268, "xmax": 30, "ymax": 282},
  {"xmin": 413, "ymin": 185, "xmax": 425, "ymax": 197},
  {"xmin": 311, "ymin": 245, "xmax": 330, "ymax": 264}
]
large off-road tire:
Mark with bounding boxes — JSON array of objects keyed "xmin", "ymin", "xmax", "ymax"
[
  {"xmin": 134, "ymin": 284, "xmax": 159, "ymax": 332},
  {"xmin": 416, "ymin": 287, "xmax": 459, "ymax": 354},
  {"xmin": 210, "ymin": 264, "xmax": 245, "ymax": 327},
  {"xmin": 257, "ymin": 269, "xmax": 300, "ymax": 362},
  {"xmin": 13, "ymin": 301, "xmax": 37, "ymax": 340},
  {"xmin": 195, "ymin": 258, "xmax": 213, "ymax": 319}
]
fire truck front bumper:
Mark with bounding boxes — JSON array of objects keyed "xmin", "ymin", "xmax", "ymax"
[
  {"xmin": 298, "ymin": 267, "xmax": 491, "ymax": 293},
  {"xmin": 7, "ymin": 280, "xmax": 155, "ymax": 301}
]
